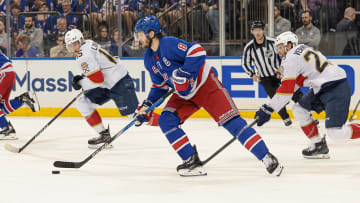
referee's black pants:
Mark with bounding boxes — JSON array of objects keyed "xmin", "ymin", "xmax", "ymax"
[{"xmin": 260, "ymin": 75, "xmax": 303, "ymax": 120}]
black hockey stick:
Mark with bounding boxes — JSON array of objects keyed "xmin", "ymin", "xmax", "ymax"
[
  {"xmin": 349, "ymin": 99, "xmax": 360, "ymax": 122},
  {"xmin": 4, "ymin": 91, "xmax": 83, "ymax": 153},
  {"xmin": 53, "ymin": 89, "xmax": 175, "ymax": 169},
  {"xmin": 195, "ymin": 118, "xmax": 259, "ymax": 168}
]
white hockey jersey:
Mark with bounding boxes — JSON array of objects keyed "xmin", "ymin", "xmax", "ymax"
[
  {"xmin": 269, "ymin": 44, "xmax": 347, "ymax": 112},
  {"xmin": 76, "ymin": 40, "xmax": 128, "ymax": 90}
]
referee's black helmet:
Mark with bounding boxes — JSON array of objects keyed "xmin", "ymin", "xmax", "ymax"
[{"xmin": 251, "ymin": 20, "xmax": 265, "ymax": 30}]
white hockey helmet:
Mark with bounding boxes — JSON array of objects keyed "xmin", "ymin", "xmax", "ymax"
[
  {"xmin": 275, "ymin": 31, "xmax": 298, "ymax": 48},
  {"xmin": 65, "ymin": 29, "xmax": 84, "ymax": 51}
]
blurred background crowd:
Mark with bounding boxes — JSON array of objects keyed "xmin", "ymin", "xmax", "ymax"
[{"xmin": 0, "ymin": 0, "xmax": 359, "ymax": 57}]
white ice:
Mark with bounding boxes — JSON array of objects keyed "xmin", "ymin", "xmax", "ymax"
[{"xmin": 1, "ymin": 117, "xmax": 359, "ymax": 203}]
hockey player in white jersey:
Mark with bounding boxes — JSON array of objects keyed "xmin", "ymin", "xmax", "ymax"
[
  {"xmin": 255, "ymin": 31, "xmax": 360, "ymax": 159},
  {"xmin": 65, "ymin": 29, "xmax": 139, "ymax": 149}
]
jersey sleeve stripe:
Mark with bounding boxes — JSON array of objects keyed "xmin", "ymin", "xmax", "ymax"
[
  {"xmin": 187, "ymin": 47, "xmax": 206, "ymax": 57},
  {"xmin": 86, "ymin": 70, "xmax": 104, "ymax": 84},
  {"xmin": 276, "ymin": 79, "xmax": 296, "ymax": 94},
  {"xmin": 296, "ymin": 74, "xmax": 307, "ymax": 87},
  {"xmin": 186, "ymin": 44, "xmax": 201, "ymax": 55},
  {"xmin": 152, "ymin": 81, "xmax": 168, "ymax": 89}
]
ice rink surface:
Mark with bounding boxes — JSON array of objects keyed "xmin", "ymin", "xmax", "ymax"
[{"xmin": 1, "ymin": 117, "xmax": 359, "ymax": 203}]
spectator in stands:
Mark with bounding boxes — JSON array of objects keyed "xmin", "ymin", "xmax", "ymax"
[
  {"xmin": 94, "ymin": 23, "xmax": 111, "ymax": 52},
  {"xmin": 16, "ymin": 34, "xmax": 41, "ymax": 57},
  {"xmin": 300, "ymin": 0, "xmax": 338, "ymax": 32},
  {"xmin": 0, "ymin": 0, "xmax": 6, "ymax": 15},
  {"xmin": 335, "ymin": 7, "xmax": 359, "ymax": 55},
  {"xmin": 12, "ymin": 0, "xmax": 30, "ymax": 12},
  {"xmin": 61, "ymin": 0, "xmax": 79, "ymax": 29},
  {"xmin": 109, "ymin": 28, "xmax": 131, "ymax": 57},
  {"xmin": 55, "ymin": 0, "xmax": 77, "ymax": 12},
  {"xmin": 295, "ymin": 11, "xmax": 321, "ymax": 50},
  {"xmin": 265, "ymin": 4, "xmax": 291, "ymax": 37},
  {"xmin": 54, "ymin": 17, "xmax": 68, "ymax": 35},
  {"xmin": 202, "ymin": 0, "xmax": 219, "ymax": 40},
  {"xmin": 50, "ymin": 34, "xmax": 75, "ymax": 57},
  {"xmin": 10, "ymin": 3, "xmax": 25, "ymax": 34},
  {"xmin": 77, "ymin": 0, "xmax": 101, "ymax": 35},
  {"xmin": 0, "ymin": 20, "xmax": 7, "ymax": 52},
  {"xmin": 35, "ymin": 2, "xmax": 57, "ymax": 35},
  {"xmin": 20, "ymin": 15, "xmax": 44, "ymax": 56}
]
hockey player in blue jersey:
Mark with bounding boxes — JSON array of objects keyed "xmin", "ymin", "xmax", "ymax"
[
  {"xmin": 134, "ymin": 16, "xmax": 284, "ymax": 177},
  {"xmin": 0, "ymin": 50, "xmax": 39, "ymax": 140}
]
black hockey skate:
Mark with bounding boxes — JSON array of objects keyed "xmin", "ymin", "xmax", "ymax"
[
  {"xmin": 283, "ymin": 118, "xmax": 292, "ymax": 126},
  {"xmin": 16, "ymin": 92, "xmax": 40, "ymax": 112},
  {"xmin": 302, "ymin": 136, "xmax": 330, "ymax": 159},
  {"xmin": 263, "ymin": 152, "xmax": 284, "ymax": 177},
  {"xmin": 0, "ymin": 121, "xmax": 17, "ymax": 140},
  {"xmin": 177, "ymin": 145, "xmax": 207, "ymax": 177},
  {"xmin": 88, "ymin": 128, "xmax": 113, "ymax": 149}
]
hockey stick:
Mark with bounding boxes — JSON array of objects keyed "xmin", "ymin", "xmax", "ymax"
[
  {"xmin": 4, "ymin": 91, "xmax": 83, "ymax": 153},
  {"xmin": 194, "ymin": 118, "xmax": 259, "ymax": 169},
  {"xmin": 349, "ymin": 99, "xmax": 360, "ymax": 122},
  {"xmin": 53, "ymin": 89, "xmax": 175, "ymax": 169}
]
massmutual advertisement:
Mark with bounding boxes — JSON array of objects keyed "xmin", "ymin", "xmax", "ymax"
[{"xmin": 10, "ymin": 57, "xmax": 360, "ymax": 118}]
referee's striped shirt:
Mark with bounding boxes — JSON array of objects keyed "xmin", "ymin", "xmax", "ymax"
[{"xmin": 242, "ymin": 37, "xmax": 281, "ymax": 78}]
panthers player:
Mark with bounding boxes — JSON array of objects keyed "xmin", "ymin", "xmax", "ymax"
[
  {"xmin": 134, "ymin": 16, "xmax": 284, "ymax": 177},
  {"xmin": 255, "ymin": 31, "xmax": 360, "ymax": 159},
  {"xmin": 0, "ymin": 50, "xmax": 39, "ymax": 140},
  {"xmin": 65, "ymin": 29, "xmax": 138, "ymax": 149}
]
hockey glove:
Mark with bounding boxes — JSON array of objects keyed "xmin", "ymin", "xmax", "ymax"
[
  {"xmin": 172, "ymin": 68, "xmax": 192, "ymax": 96},
  {"xmin": 72, "ymin": 75, "xmax": 84, "ymax": 90},
  {"xmin": 255, "ymin": 104, "xmax": 274, "ymax": 126},
  {"xmin": 134, "ymin": 100, "xmax": 153, "ymax": 127}
]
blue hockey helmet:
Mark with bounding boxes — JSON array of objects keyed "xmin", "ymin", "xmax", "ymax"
[{"xmin": 135, "ymin": 16, "xmax": 161, "ymax": 36}]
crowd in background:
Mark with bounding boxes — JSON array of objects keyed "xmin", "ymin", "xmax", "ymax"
[{"xmin": 0, "ymin": 0, "xmax": 358, "ymax": 57}]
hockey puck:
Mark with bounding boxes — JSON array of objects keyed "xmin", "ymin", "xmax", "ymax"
[{"xmin": 52, "ymin": 170, "xmax": 60, "ymax": 174}]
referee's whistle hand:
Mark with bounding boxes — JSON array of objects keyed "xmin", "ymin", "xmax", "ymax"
[{"xmin": 252, "ymin": 75, "xmax": 259, "ymax": 82}]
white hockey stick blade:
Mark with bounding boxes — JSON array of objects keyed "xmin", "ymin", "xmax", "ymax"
[{"xmin": 4, "ymin": 143, "xmax": 20, "ymax": 153}]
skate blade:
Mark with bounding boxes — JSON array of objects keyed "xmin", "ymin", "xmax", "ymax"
[
  {"xmin": 88, "ymin": 143, "xmax": 113, "ymax": 149},
  {"xmin": 0, "ymin": 135, "xmax": 18, "ymax": 140},
  {"xmin": 29, "ymin": 91, "xmax": 40, "ymax": 112},
  {"xmin": 273, "ymin": 165, "xmax": 284, "ymax": 177},
  {"xmin": 303, "ymin": 154, "xmax": 330, "ymax": 159},
  {"xmin": 178, "ymin": 168, "xmax": 207, "ymax": 177}
]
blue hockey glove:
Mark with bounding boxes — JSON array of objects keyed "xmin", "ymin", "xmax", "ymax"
[
  {"xmin": 72, "ymin": 75, "xmax": 84, "ymax": 90},
  {"xmin": 255, "ymin": 104, "xmax": 274, "ymax": 126},
  {"xmin": 172, "ymin": 68, "xmax": 192, "ymax": 96},
  {"xmin": 134, "ymin": 100, "xmax": 153, "ymax": 127}
]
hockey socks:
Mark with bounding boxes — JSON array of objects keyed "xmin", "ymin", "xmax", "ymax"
[
  {"xmin": 349, "ymin": 123, "xmax": 360, "ymax": 139},
  {"xmin": 223, "ymin": 116, "xmax": 269, "ymax": 160},
  {"xmin": 85, "ymin": 110, "xmax": 105, "ymax": 133},
  {"xmin": 159, "ymin": 111, "xmax": 194, "ymax": 160},
  {"xmin": 0, "ymin": 99, "xmax": 22, "ymax": 115},
  {"xmin": 0, "ymin": 111, "xmax": 8, "ymax": 128},
  {"xmin": 301, "ymin": 120, "xmax": 322, "ymax": 144}
]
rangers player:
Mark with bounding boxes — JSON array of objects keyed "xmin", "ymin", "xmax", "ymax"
[{"xmin": 134, "ymin": 16, "xmax": 284, "ymax": 177}]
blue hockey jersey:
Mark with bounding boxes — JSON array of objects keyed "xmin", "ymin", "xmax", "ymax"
[
  {"xmin": 0, "ymin": 50, "xmax": 13, "ymax": 73},
  {"xmin": 143, "ymin": 36, "xmax": 211, "ymax": 102}
]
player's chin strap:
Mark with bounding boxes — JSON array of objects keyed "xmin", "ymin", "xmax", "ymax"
[{"xmin": 147, "ymin": 35, "xmax": 155, "ymax": 48}]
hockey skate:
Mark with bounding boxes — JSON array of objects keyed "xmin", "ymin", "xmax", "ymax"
[
  {"xmin": 0, "ymin": 121, "xmax": 17, "ymax": 140},
  {"xmin": 16, "ymin": 91, "xmax": 40, "ymax": 112},
  {"xmin": 177, "ymin": 145, "xmax": 207, "ymax": 177},
  {"xmin": 302, "ymin": 136, "xmax": 330, "ymax": 159},
  {"xmin": 88, "ymin": 128, "xmax": 113, "ymax": 149},
  {"xmin": 283, "ymin": 118, "xmax": 292, "ymax": 126},
  {"xmin": 262, "ymin": 152, "xmax": 284, "ymax": 177}
]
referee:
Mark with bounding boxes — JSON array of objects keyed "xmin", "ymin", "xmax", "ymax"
[{"xmin": 242, "ymin": 20, "xmax": 303, "ymax": 126}]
